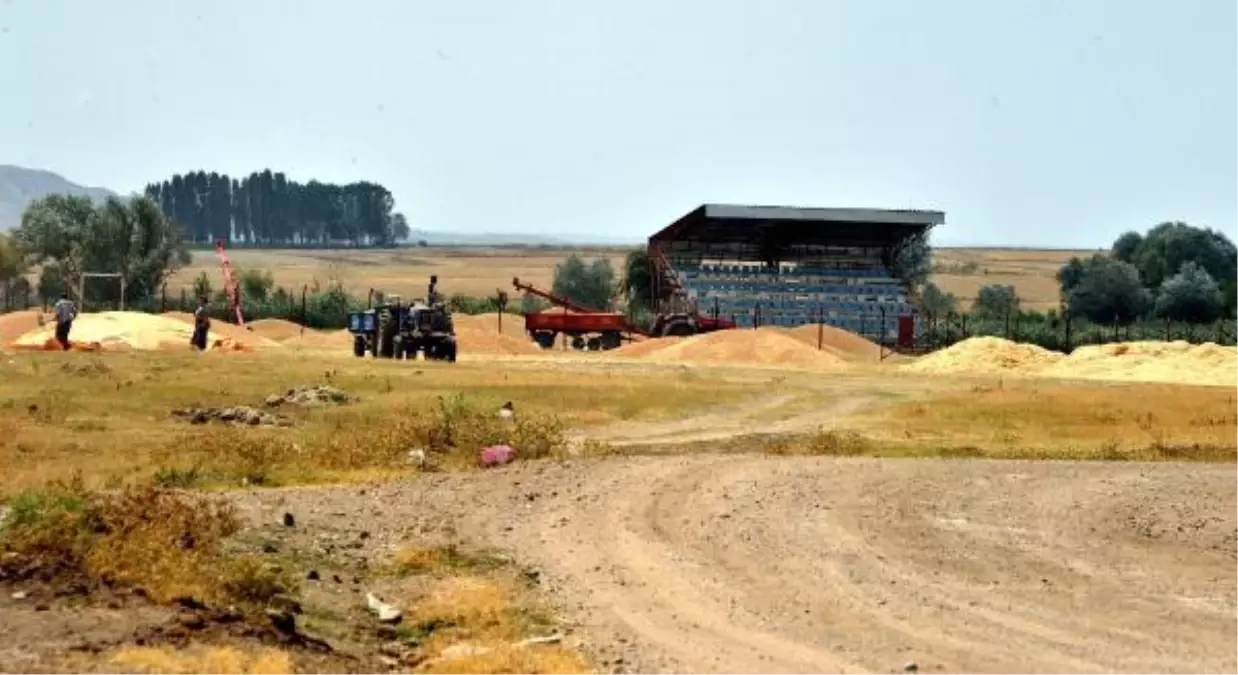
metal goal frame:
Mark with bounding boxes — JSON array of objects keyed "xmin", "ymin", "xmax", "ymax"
[{"xmin": 77, "ymin": 272, "xmax": 126, "ymax": 311}]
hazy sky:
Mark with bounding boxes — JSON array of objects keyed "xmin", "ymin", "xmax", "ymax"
[{"xmin": 1, "ymin": 0, "xmax": 1234, "ymax": 246}]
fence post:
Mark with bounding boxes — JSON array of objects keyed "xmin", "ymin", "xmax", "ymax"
[
  {"xmin": 180, "ymin": 288, "xmax": 186, "ymax": 311},
  {"xmin": 754, "ymin": 302, "xmax": 761, "ymax": 329},
  {"xmin": 160, "ymin": 284, "xmax": 167, "ymax": 313},
  {"xmin": 817, "ymin": 305, "xmax": 824, "ymax": 350},
  {"xmin": 1064, "ymin": 313, "xmax": 1072, "ymax": 352},
  {"xmin": 1004, "ymin": 306, "xmax": 1011, "ymax": 339},
  {"xmin": 1164, "ymin": 317, "xmax": 1170, "ymax": 341},
  {"xmin": 301, "ymin": 286, "xmax": 308, "ymax": 326}
]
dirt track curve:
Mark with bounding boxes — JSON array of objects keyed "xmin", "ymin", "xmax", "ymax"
[{"xmin": 235, "ymin": 456, "xmax": 1237, "ymax": 674}]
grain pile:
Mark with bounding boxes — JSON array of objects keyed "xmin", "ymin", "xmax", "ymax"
[
  {"xmin": 159, "ymin": 312, "xmax": 281, "ymax": 347},
  {"xmin": 459, "ymin": 312, "xmax": 529, "ymax": 339},
  {"xmin": 785, "ymin": 324, "xmax": 883, "ymax": 361},
  {"xmin": 454, "ymin": 321, "xmax": 541, "ymax": 355},
  {"xmin": 640, "ymin": 329, "xmax": 850, "ymax": 370},
  {"xmin": 903, "ymin": 336, "xmax": 1063, "ymax": 375},
  {"xmin": 0, "ymin": 309, "xmax": 43, "ymax": 342},
  {"xmin": 1042, "ymin": 341, "xmax": 1238, "ymax": 387},
  {"xmin": 611, "ymin": 336, "xmax": 687, "ymax": 358},
  {"xmin": 248, "ymin": 318, "xmax": 308, "ymax": 341},
  {"xmin": 10, "ymin": 311, "xmax": 277, "ymax": 352},
  {"xmin": 280, "ymin": 328, "xmax": 354, "ymax": 350}
]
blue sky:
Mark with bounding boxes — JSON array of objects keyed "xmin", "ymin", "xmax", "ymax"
[{"xmin": 1, "ymin": 0, "xmax": 1234, "ymax": 246}]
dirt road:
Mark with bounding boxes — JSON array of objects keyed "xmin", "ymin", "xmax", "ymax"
[{"xmin": 236, "ymin": 456, "xmax": 1236, "ymax": 673}]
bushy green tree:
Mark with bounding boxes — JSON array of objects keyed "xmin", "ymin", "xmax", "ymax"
[
  {"xmin": 238, "ymin": 269, "xmax": 275, "ymax": 302},
  {"xmin": 621, "ymin": 248, "xmax": 652, "ymax": 311},
  {"xmin": 1154, "ymin": 261, "xmax": 1224, "ymax": 323},
  {"xmin": 551, "ymin": 254, "xmax": 616, "ymax": 310},
  {"xmin": 1125, "ymin": 222, "xmax": 1236, "ymax": 289},
  {"xmin": 890, "ymin": 232, "xmax": 930, "ymax": 292},
  {"xmin": 972, "ymin": 284, "xmax": 1019, "ymax": 317},
  {"xmin": 14, "ymin": 195, "xmax": 189, "ymax": 305},
  {"xmin": 1111, "ymin": 231, "xmax": 1143, "ymax": 263},
  {"xmin": 918, "ymin": 281, "xmax": 959, "ymax": 316},
  {"xmin": 1062, "ymin": 255, "xmax": 1151, "ymax": 324}
]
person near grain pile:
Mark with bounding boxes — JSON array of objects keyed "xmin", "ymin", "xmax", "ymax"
[
  {"xmin": 191, "ymin": 297, "xmax": 210, "ymax": 351},
  {"xmin": 52, "ymin": 292, "xmax": 77, "ymax": 350}
]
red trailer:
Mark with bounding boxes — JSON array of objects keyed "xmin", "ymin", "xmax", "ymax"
[{"xmin": 513, "ymin": 277, "xmax": 734, "ymax": 351}]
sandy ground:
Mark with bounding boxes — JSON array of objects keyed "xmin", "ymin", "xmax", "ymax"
[{"xmin": 234, "ymin": 456, "xmax": 1236, "ymax": 674}]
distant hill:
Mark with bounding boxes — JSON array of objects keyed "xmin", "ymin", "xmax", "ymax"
[
  {"xmin": 405, "ymin": 228, "xmax": 641, "ymax": 247},
  {"xmin": 0, "ymin": 165, "xmax": 116, "ymax": 230}
]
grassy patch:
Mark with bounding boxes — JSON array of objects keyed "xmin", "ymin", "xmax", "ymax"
[
  {"xmin": 0, "ymin": 351, "xmax": 750, "ymax": 495},
  {"xmin": 840, "ymin": 381, "xmax": 1238, "ymax": 461},
  {"xmin": 0, "ymin": 481, "xmax": 292, "ymax": 607},
  {"xmin": 109, "ymin": 645, "xmax": 294, "ymax": 674},
  {"xmin": 394, "ymin": 544, "xmax": 509, "ymax": 576}
]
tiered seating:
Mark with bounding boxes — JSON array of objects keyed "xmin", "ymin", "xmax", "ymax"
[{"xmin": 674, "ymin": 263, "xmax": 915, "ymax": 338}]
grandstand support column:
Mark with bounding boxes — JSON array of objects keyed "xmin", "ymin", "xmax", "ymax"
[{"xmin": 817, "ymin": 305, "xmax": 824, "ymax": 350}]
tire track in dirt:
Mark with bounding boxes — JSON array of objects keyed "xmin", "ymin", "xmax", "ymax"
[{"xmin": 235, "ymin": 457, "xmax": 1236, "ymax": 674}]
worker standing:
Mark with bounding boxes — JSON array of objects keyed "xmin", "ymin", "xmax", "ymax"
[
  {"xmin": 191, "ymin": 297, "xmax": 211, "ymax": 351},
  {"xmin": 52, "ymin": 292, "xmax": 77, "ymax": 350}
]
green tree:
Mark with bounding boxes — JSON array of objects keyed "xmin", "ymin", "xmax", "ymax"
[
  {"xmin": 1128, "ymin": 222, "xmax": 1237, "ymax": 289},
  {"xmin": 1111, "ymin": 231, "xmax": 1143, "ymax": 263},
  {"xmin": 391, "ymin": 213, "xmax": 411, "ymax": 242},
  {"xmin": 192, "ymin": 271, "xmax": 213, "ymax": 300},
  {"xmin": 889, "ymin": 232, "xmax": 931, "ymax": 292},
  {"xmin": 16, "ymin": 194, "xmax": 192, "ymax": 305},
  {"xmin": 1154, "ymin": 262, "xmax": 1224, "ymax": 323},
  {"xmin": 918, "ymin": 281, "xmax": 959, "ymax": 316},
  {"xmin": 238, "ymin": 269, "xmax": 275, "ymax": 302},
  {"xmin": 972, "ymin": 284, "xmax": 1019, "ymax": 317},
  {"xmin": 0, "ymin": 233, "xmax": 29, "ymax": 305},
  {"xmin": 1063, "ymin": 255, "xmax": 1151, "ymax": 324},
  {"xmin": 621, "ymin": 248, "xmax": 652, "ymax": 311},
  {"xmin": 551, "ymin": 254, "xmax": 616, "ymax": 310}
]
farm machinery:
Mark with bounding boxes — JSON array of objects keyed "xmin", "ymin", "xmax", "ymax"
[
  {"xmin": 512, "ymin": 277, "xmax": 735, "ymax": 351},
  {"xmin": 347, "ymin": 276, "xmax": 457, "ymax": 361}
]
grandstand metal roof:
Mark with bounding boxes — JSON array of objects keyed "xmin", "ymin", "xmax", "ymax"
[{"xmin": 649, "ymin": 204, "xmax": 945, "ymax": 246}]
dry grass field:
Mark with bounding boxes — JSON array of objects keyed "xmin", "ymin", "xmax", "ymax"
[
  {"xmin": 167, "ymin": 245, "xmax": 1089, "ymax": 311},
  {"xmin": 3, "ymin": 244, "xmax": 1235, "ymax": 673}
]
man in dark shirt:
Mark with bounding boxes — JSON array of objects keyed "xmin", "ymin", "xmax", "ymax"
[
  {"xmin": 191, "ymin": 297, "xmax": 210, "ymax": 351},
  {"xmin": 52, "ymin": 292, "xmax": 77, "ymax": 350}
]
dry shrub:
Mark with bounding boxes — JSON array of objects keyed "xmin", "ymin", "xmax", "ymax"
[
  {"xmin": 423, "ymin": 644, "xmax": 589, "ymax": 674},
  {"xmin": 411, "ymin": 395, "xmax": 566, "ymax": 467},
  {"xmin": 111, "ymin": 645, "xmax": 294, "ymax": 674},
  {"xmin": 1, "ymin": 483, "xmax": 287, "ymax": 606},
  {"xmin": 766, "ymin": 428, "xmax": 874, "ymax": 456},
  {"xmin": 394, "ymin": 544, "xmax": 506, "ymax": 576}
]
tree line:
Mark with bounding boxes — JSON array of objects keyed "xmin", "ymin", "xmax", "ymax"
[
  {"xmin": 920, "ymin": 221, "xmax": 1237, "ymax": 326},
  {"xmin": 143, "ymin": 170, "xmax": 410, "ymax": 247}
]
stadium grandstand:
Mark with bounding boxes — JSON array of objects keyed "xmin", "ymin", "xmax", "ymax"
[{"xmin": 648, "ymin": 204, "xmax": 945, "ymax": 343}]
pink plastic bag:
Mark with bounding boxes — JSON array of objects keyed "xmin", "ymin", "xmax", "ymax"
[{"xmin": 480, "ymin": 444, "xmax": 516, "ymax": 468}]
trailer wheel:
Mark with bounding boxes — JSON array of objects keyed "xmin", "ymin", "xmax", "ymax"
[
  {"xmin": 353, "ymin": 336, "xmax": 366, "ymax": 358},
  {"xmin": 599, "ymin": 331, "xmax": 622, "ymax": 350},
  {"xmin": 532, "ymin": 331, "xmax": 556, "ymax": 349},
  {"xmin": 570, "ymin": 335, "xmax": 586, "ymax": 351},
  {"xmin": 586, "ymin": 337, "xmax": 601, "ymax": 351},
  {"xmin": 403, "ymin": 339, "xmax": 417, "ymax": 360}
]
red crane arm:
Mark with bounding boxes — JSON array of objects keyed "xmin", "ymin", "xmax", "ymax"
[
  {"xmin": 216, "ymin": 239, "xmax": 246, "ymax": 327},
  {"xmin": 511, "ymin": 277, "xmax": 602, "ymax": 314}
]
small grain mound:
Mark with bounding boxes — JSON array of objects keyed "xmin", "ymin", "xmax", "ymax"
[
  {"xmin": 786, "ymin": 324, "xmax": 883, "ymax": 361},
  {"xmin": 159, "ymin": 311, "xmax": 281, "ymax": 347},
  {"xmin": 610, "ymin": 336, "xmax": 686, "ymax": 358},
  {"xmin": 454, "ymin": 322, "xmax": 541, "ymax": 355},
  {"xmin": 11, "ymin": 311, "xmax": 277, "ymax": 352},
  {"xmin": 459, "ymin": 312, "xmax": 529, "ymax": 339},
  {"xmin": 248, "ymin": 318, "xmax": 308, "ymax": 341},
  {"xmin": 1043, "ymin": 340, "xmax": 1237, "ymax": 387},
  {"xmin": 0, "ymin": 309, "xmax": 44, "ymax": 342},
  {"xmin": 904, "ymin": 336, "xmax": 1063, "ymax": 374},
  {"xmin": 281, "ymin": 329, "xmax": 354, "ymax": 350},
  {"xmin": 640, "ymin": 329, "xmax": 850, "ymax": 370}
]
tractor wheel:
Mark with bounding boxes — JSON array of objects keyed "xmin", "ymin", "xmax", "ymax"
[
  {"xmin": 445, "ymin": 341, "xmax": 457, "ymax": 363},
  {"xmin": 403, "ymin": 340, "xmax": 417, "ymax": 360},
  {"xmin": 353, "ymin": 336, "xmax": 366, "ymax": 358},
  {"xmin": 368, "ymin": 333, "xmax": 378, "ymax": 358},
  {"xmin": 392, "ymin": 336, "xmax": 405, "ymax": 360}
]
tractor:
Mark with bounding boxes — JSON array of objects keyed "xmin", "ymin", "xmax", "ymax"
[{"xmin": 347, "ymin": 279, "xmax": 457, "ymax": 362}]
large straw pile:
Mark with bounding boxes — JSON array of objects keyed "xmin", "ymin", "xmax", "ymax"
[
  {"xmin": 10, "ymin": 312, "xmax": 278, "ymax": 352},
  {"xmin": 247, "ymin": 318, "xmax": 309, "ymax": 341},
  {"xmin": 784, "ymin": 324, "xmax": 884, "ymax": 361},
  {"xmin": 639, "ymin": 329, "xmax": 850, "ymax": 370},
  {"xmin": 903, "ymin": 336, "xmax": 1063, "ymax": 375},
  {"xmin": 1042, "ymin": 341, "xmax": 1237, "ymax": 387}
]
